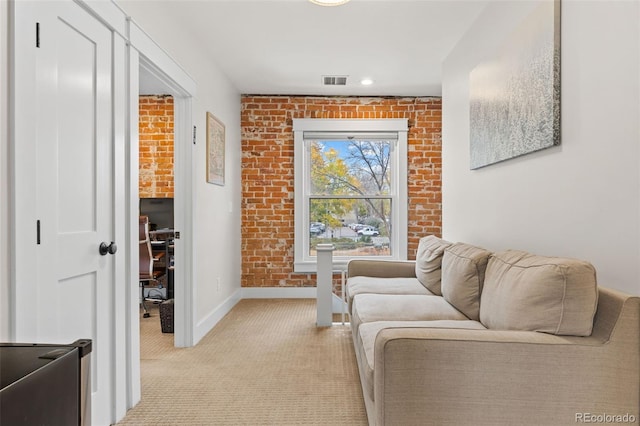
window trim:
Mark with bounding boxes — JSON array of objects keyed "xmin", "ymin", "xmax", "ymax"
[{"xmin": 293, "ymin": 119, "xmax": 408, "ymax": 273}]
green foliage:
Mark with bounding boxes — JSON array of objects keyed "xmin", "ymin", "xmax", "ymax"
[
  {"xmin": 310, "ymin": 142, "xmax": 357, "ymax": 226},
  {"xmin": 354, "ymin": 203, "xmax": 368, "ymax": 223},
  {"xmin": 365, "ymin": 217, "xmax": 382, "ymax": 229}
]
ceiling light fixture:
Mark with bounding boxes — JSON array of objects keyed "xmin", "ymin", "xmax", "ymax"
[
  {"xmin": 361, "ymin": 78, "xmax": 374, "ymax": 86},
  {"xmin": 309, "ymin": 0, "xmax": 351, "ymax": 6}
]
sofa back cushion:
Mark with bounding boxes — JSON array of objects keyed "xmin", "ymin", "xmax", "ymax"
[
  {"xmin": 415, "ymin": 236, "xmax": 452, "ymax": 295},
  {"xmin": 441, "ymin": 243, "xmax": 492, "ymax": 320},
  {"xmin": 480, "ymin": 250, "xmax": 598, "ymax": 336}
]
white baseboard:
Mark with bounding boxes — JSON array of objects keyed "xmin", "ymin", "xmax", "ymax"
[
  {"xmin": 241, "ymin": 287, "xmax": 317, "ymax": 299},
  {"xmin": 241, "ymin": 287, "xmax": 347, "ymax": 314},
  {"xmin": 193, "ymin": 289, "xmax": 242, "ymax": 344}
]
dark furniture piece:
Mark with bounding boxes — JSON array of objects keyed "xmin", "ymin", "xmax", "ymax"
[{"xmin": 0, "ymin": 339, "xmax": 92, "ymax": 426}]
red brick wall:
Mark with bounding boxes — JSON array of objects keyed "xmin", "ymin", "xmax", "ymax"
[
  {"xmin": 241, "ymin": 96, "xmax": 442, "ymax": 288},
  {"xmin": 139, "ymin": 95, "xmax": 174, "ymax": 198}
]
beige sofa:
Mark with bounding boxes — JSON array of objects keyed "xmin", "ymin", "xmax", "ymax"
[{"xmin": 346, "ymin": 236, "xmax": 640, "ymax": 426}]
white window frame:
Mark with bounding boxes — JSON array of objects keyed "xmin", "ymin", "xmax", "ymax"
[{"xmin": 293, "ymin": 118, "xmax": 408, "ymax": 273}]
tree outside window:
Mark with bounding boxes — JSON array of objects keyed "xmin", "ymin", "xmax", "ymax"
[{"xmin": 308, "ymin": 139, "xmax": 393, "ymax": 257}]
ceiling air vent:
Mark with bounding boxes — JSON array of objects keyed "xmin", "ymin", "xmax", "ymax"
[{"xmin": 322, "ymin": 75, "xmax": 348, "ymax": 86}]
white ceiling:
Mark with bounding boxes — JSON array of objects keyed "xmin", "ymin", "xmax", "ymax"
[{"xmin": 138, "ymin": 0, "xmax": 489, "ymax": 97}]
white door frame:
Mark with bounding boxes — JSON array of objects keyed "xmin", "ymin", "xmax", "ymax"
[{"xmin": 126, "ymin": 18, "xmax": 197, "ymax": 408}]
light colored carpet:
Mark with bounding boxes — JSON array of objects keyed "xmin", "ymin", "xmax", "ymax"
[{"xmin": 117, "ymin": 299, "xmax": 368, "ymax": 425}]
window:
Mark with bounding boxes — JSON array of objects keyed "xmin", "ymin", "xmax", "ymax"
[{"xmin": 293, "ymin": 119, "xmax": 408, "ymax": 273}]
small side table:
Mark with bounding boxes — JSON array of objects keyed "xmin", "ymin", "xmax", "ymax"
[{"xmin": 316, "ymin": 244, "xmax": 335, "ymax": 327}]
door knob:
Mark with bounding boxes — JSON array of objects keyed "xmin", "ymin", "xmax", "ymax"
[{"xmin": 99, "ymin": 242, "xmax": 117, "ymax": 256}]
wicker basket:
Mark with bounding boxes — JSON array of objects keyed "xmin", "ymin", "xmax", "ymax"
[{"xmin": 159, "ymin": 299, "xmax": 174, "ymax": 333}]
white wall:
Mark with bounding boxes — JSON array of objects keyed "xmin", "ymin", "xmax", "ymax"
[
  {"xmin": 442, "ymin": 1, "xmax": 640, "ymax": 295},
  {"xmin": 117, "ymin": 1, "xmax": 243, "ymax": 339},
  {"xmin": 1, "ymin": 0, "xmax": 9, "ymax": 340}
]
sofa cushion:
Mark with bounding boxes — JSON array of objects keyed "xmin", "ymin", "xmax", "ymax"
[
  {"xmin": 357, "ymin": 320, "xmax": 487, "ymax": 402},
  {"xmin": 441, "ymin": 243, "xmax": 492, "ymax": 321},
  {"xmin": 346, "ymin": 276, "xmax": 433, "ymax": 313},
  {"xmin": 415, "ymin": 235, "xmax": 452, "ymax": 295},
  {"xmin": 480, "ymin": 250, "xmax": 599, "ymax": 336},
  {"xmin": 351, "ymin": 294, "xmax": 468, "ymax": 334}
]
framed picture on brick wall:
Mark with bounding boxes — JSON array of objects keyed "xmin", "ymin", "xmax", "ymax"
[{"xmin": 206, "ymin": 112, "xmax": 225, "ymax": 185}]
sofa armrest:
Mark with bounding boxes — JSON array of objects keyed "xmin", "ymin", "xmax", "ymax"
[
  {"xmin": 347, "ymin": 260, "xmax": 416, "ymax": 279},
  {"xmin": 373, "ymin": 327, "xmax": 639, "ymax": 426}
]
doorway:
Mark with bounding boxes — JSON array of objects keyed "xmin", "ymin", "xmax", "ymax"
[
  {"xmin": 138, "ymin": 93, "xmax": 175, "ymax": 343},
  {"xmin": 126, "ymin": 47, "xmax": 196, "ymax": 410},
  {"xmin": 135, "ymin": 60, "xmax": 188, "ymax": 348}
]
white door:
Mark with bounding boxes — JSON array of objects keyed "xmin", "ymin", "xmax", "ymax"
[{"xmin": 14, "ymin": 2, "xmax": 115, "ymax": 424}]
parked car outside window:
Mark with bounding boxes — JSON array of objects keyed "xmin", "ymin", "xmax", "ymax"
[
  {"xmin": 357, "ymin": 226, "xmax": 379, "ymax": 236},
  {"xmin": 311, "ymin": 222, "xmax": 325, "ymax": 232},
  {"xmin": 310, "ymin": 222, "xmax": 325, "ymax": 235}
]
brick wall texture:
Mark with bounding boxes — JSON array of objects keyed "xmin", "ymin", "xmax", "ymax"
[
  {"xmin": 139, "ymin": 95, "xmax": 174, "ymax": 198},
  {"xmin": 241, "ymin": 96, "xmax": 442, "ymax": 288}
]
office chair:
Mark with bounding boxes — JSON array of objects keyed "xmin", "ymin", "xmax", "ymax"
[{"xmin": 139, "ymin": 215, "xmax": 165, "ymax": 318}]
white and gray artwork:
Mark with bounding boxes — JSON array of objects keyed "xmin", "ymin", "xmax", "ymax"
[{"xmin": 469, "ymin": 1, "xmax": 560, "ymax": 170}]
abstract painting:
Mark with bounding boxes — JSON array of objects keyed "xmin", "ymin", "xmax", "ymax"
[{"xmin": 470, "ymin": 0, "xmax": 560, "ymax": 170}]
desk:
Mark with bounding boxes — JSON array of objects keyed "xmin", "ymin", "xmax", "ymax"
[{"xmin": 149, "ymin": 229, "xmax": 175, "ymax": 300}]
